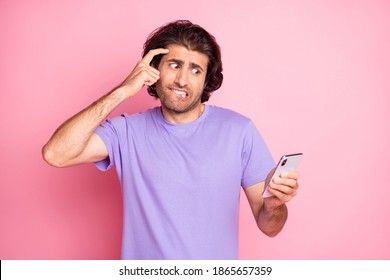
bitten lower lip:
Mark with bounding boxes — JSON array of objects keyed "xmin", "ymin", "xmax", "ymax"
[{"xmin": 170, "ymin": 88, "xmax": 188, "ymax": 97}]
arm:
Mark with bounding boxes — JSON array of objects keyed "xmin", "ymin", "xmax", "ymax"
[
  {"xmin": 42, "ymin": 48, "xmax": 169, "ymax": 168},
  {"xmin": 243, "ymin": 170, "xmax": 299, "ymax": 237}
]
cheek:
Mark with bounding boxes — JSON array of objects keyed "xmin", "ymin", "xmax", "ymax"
[
  {"xmin": 194, "ymin": 77, "xmax": 207, "ymax": 92},
  {"xmin": 154, "ymin": 80, "xmax": 164, "ymax": 97},
  {"xmin": 158, "ymin": 70, "xmax": 175, "ymax": 84}
]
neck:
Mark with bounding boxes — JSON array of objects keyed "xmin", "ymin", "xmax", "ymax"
[{"xmin": 161, "ymin": 104, "xmax": 205, "ymax": 124}]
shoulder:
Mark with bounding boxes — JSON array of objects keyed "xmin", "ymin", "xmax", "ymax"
[
  {"xmin": 103, "ymin": 107, "xmax": 159, "ymax": 127},
  {"xmin": 207, "ymin": 105, "xmax": 253, "ymax": 127}
]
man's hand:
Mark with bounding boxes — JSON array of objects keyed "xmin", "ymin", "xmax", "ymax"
[
  {"xmin": 42, "ymin": 48, "xmax": 169, "ymax": 168},
  {"xmin": 249, "ymin": 170, "xmax": 300, "ymax": 237},
  {"xmin": 119, "ymin": 48, "xmax": 169, "ymax": 98},
  {"xmin": 264, "ymin": 171, "xmax": 300, "ymax": 209}
]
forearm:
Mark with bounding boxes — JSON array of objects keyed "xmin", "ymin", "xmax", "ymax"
[
  {"xmin": 257, "ymin": 201, "xmax": 288, "ymax": 237},
  {"xmin": 42, "ymin": 86, "xmax": 128, "ymax": 167},
  {"xmin": 43, "ymin": 48, "xmax": 169, "ymax": 167}
]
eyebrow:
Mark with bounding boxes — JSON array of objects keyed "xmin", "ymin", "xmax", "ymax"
[{"xmin": 167, "ymin": 59, "xmax": 205, "ymax": 72}]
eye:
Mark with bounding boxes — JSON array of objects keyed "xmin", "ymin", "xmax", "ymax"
[
  {"xmin": 169, "ymin": 63, "xmax": 179, "ymax": 69},
  {"xmin": 191, "ymin": 68, "xmax": 201, "ymax": 75}
]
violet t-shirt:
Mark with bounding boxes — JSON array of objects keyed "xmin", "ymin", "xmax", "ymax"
[{"xmin": 95, "ymin": 105, "xmax": 274, "ymax": 259}]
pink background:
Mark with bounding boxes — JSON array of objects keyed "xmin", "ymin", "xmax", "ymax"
[{"xmin": 1, "ymin": 0, "xmax": 389, "ymax": 259}]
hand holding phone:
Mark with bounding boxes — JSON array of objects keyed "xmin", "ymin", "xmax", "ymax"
[{"xmin": 262, "ymin": 153, "xmax": 303, "ymax": 198}]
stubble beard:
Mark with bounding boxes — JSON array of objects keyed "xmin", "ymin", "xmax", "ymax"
[{"xmin": 155, "ymin": 81, "xmax": 203, "ymax": 115}]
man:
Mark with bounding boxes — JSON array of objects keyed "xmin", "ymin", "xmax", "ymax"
[{"xmin": 42, "ymin": 20, "xmax": 299, "ymax": 259}]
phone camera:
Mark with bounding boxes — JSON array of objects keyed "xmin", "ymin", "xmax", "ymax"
[{"xmin": 281, "ymin": 159, "xmax": 287, "ymax": 166}]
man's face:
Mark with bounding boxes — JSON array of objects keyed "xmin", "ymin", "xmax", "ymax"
[{"xmin": 155, "ymin": 44, "xmax": 209, "ymax": 116}]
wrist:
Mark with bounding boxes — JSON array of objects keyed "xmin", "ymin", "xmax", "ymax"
[
  {"xmin": 263, "ymin": 197, "xmax": 286, "ymax": 212},
  {"xmin": 111, "ymin": 84, "xmax": 135, "ymax": 100}
]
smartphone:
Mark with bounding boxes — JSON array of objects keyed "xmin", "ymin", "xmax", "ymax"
[{"xmin": 262, "ymin": 153, "xmax": 303, "ymax": 198}]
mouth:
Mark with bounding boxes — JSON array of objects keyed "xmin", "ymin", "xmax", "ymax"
[{"xmin": 170, "ymin": 88, "xmax": 188, "ymax": 98}]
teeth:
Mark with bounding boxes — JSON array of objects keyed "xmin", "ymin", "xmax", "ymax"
[{"xmin": 172, "ymin": 89, "xmax": 186, "ymax": 97}]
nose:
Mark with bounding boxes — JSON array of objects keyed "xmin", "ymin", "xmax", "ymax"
[{"xmin": 174, "ymin": 68, "xmax": 189, "ymax": 87}]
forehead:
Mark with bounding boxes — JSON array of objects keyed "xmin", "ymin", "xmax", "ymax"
[{"xmin": 162, "ymin": 44, "xmax": 209, "ymax": 68}]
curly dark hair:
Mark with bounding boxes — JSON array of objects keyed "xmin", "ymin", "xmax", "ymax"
[{"xmin": 142, "ymin": 20, "xmax": 223, "ymax": 103}]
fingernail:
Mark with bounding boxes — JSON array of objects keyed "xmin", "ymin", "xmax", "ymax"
[{"xmin": 274, "ymin": 177, "xmax": 282, "ymax": 184}]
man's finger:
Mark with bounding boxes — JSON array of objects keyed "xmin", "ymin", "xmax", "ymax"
[
  {"xmin": 280, "ymin": 171, "xmax": 300, "ymax": 180},
  {"xmin": 143, "ymin": 48, "xmax": 169, "ymax": 65}
]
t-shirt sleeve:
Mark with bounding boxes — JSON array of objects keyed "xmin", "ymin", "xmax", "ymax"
[
  {"xmin": 94, "ymin": 116, "xmax": 125, "ymax": 171},
  {"xmin": 241, "ymin": 121, "xmax": 275, "ymax": 187}
]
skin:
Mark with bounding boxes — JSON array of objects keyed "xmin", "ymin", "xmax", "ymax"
[
  {"xmin": 244, "ymin": 170, "xmax": 299, "ymax": 237},
  {"xmin": 155, "ymin": 45, "xmax": 209, "ymax": 123},
  {"xmin": 42, "ymin": 44, "xmax": 299, "ymax": 238}
]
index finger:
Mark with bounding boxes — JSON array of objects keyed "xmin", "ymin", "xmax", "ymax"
[
  {"xmin": 143, "ymin": 48, "xmax": 169, "ymax": 65},
  {"xmin": 280, "ymin": 171, "xmax": 300, "ymax": 180}
]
